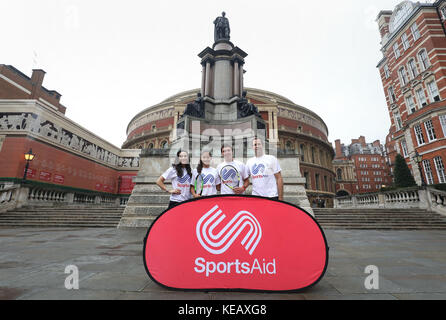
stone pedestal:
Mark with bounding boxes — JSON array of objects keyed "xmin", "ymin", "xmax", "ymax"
[{"xmin": 118, "ymin": 150, "xmax": 171, "ymax": 228}]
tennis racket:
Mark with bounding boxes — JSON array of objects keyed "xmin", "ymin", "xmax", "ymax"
[
  {"xmin": 219, "ymin": 164, "xmax": 241, "ymax": 190},
  {"xmin": 195, "ymin": 173, "xmax": 204, "ymax": 195}
]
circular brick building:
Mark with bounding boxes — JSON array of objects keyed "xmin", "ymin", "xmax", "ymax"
[{"xmin": 122, "ymin": 88, "xmax": 336, "ymax": 207}]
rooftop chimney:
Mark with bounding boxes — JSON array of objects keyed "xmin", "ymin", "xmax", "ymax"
[{"xmin": 30, "ymin": 69, "xmax": 46, "ymax": 99}]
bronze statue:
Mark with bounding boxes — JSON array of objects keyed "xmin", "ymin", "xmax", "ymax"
[
  {"xmin": 238, "ymin": 91, "xmax": 261, "ymax": 118},
  {"xmin": 213, "ymin": 12, "xmax": 230, "ymax": 42},
  {"xmin": 181, "ymin": 93, "xmax": 204, "ymax": 118}
]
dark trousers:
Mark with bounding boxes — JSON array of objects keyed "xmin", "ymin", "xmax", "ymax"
[
  {"xmin": 270, "ymin": 196, "xmax": 279, "ymax": 201},
  {"xmin": 167, "ymin": 201, "xmax": 181, "ymax": 210}
]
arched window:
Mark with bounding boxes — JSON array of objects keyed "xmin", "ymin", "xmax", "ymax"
[
  {"xmin": 408, "ymin": 59, "xmax": 418, "ymax": 79},
  {"xmin": 300, "ymin": 144, "xmax": 305, "ymax": 162},
  {"xmin": 418, "ymin": 49, "xmax": 430, "ymax": 71},
  {"xmin": 336, "ymin": 168, "xmax": 343, "ymax": 181},
  {"xmin": 147, "ymin": 143, "xmax": 154, "ymax": 149},
  {"xmin": 399, "ymin": 66, "xmax": 408, "ymax": 86},
  {"xmin": 160, "ymin": 140, "xmax": 168, "ymax": 149},
  {"xmin": 285, "ymin": 140, "xmax": 293, "ymax": 151}
]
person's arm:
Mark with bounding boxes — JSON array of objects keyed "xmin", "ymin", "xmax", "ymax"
[
  {"xmin": 216, "ymin": 184, "xmax": 221, "ymax": 192},
  {"xmin": 156, "ymin": 176, "xmax": 180, "ymax": 194},
  {"xmin": 190, "ymin": 185, "xmax": 200, "ymax": 198},
  {"xmin": 274, "ymin": 171, "xmax": 284, "ymax": 201}
]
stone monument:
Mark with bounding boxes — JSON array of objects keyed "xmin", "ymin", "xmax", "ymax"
[{"xmin": 118, "ymin": 13, "xmax": 312, "ymax": 228}]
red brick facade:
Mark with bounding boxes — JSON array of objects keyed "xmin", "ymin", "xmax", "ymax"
[
  {"xmin": 334, "ymin": 136, "xmax": 392, "ymax": 195},
  {"xmin": 377, "ymin": 1, "xmax": 446, "ymax": 185}
]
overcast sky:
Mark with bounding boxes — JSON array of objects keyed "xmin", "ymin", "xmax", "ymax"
[{"xmin": 0, "ymin": 0, "xmax": 413, "ymax": 148}]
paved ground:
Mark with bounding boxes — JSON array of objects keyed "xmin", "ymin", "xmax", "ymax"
[{"xmin": 0, "ymin": 227, "xmax": 445, "ymax": 300}]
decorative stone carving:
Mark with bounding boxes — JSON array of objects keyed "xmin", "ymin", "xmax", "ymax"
[{"xmin": 0, "ymin": 112, "xmax": 139, "ymax": 168}]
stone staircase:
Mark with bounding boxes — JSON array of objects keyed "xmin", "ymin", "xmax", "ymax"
[
  {"xmin": 0, "ymin": 205, "xmax": 124, "ymax": 228},
  {"xmin": 314, "ymin": 208, "xmax": 446, "ymax": 230}
]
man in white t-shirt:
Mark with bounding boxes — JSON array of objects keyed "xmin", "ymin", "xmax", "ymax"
[
  {"xmin": 246, "ymin": 138, "xmax": 284, "ymax": 200},
  {"xmin": 216, "ymin": 144, "xmax": 249, "ymax": 195}
]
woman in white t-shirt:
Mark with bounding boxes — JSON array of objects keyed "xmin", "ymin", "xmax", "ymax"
[
  {"xmin": 156, "ymin": 150, "xmax": 193, "ymax": 209},
  {"xmin": 190, "ymin": 151, "xmax": 221, "ymax": 198}
]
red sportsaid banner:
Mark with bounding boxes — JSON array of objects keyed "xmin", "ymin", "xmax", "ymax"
[{"xmin": 143, "ymin": 195, "xmax": 328, "ymax": 292}]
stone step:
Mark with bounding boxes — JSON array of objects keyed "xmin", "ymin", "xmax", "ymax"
[
  {"xmin": 314, "ymin": 209, "xmax": 430, "ymax": 213},
  {"xmin": 0, "ymin": 204, "xmax": 124, "ymax": 227},
  {"xmin": 1, "ymin": 212, "xmax": 123, "ymax": 216},
  {"xmin": 13, "ymin": 208, "xmax": 124, "ymax": 212},
  {"xmin": 320, "ymin": 225, "xmax": 446, "ymax": 230},
  {"xmin": 0, "ymin": 223, "xmax": 117, "ymax": 228},
  {"xmin": 0, "ymin": 217, "xmax": 122, "ymax": 221}
]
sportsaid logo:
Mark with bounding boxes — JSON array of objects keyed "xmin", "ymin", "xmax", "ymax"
[
  {"xmin": 202, "ymin": 174, "xmax": 215, "ymax": 185},
  {"xmin": 251, "ymin": 164, "xmax": 265, "ymax": 175},
  {"xmin": 178, "ymin": 173, "xmax": 191, "ymax": 187},
  {"xmin": 196, "ymin": 204, "xmax": 261, "ymax": 255},
  {"xmin": 194, "ymin": 205, "xmax": 276, "ymax": 277},
  {"xmin": 251, "ymin": 163, "xmax": 268, "ymax": 179},
  {"xmin": 221, "ymin": 167, "xmax": 237, "ymax": 180}
]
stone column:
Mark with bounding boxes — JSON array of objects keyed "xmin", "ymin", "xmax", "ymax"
[
  {"xmin": 233, "ymin": 60, "xmax": 240, "ymax": 96},
  {"xmin": 205, "ymin": 61, "xmax": 211, "ymax": 97},
  {"xmin": 240, "ymin": 65, "xmax": 244, "ymax": 92},
  {"xmin": 201, "ymin": 64, "xmax": 206, "ymax": 96}
]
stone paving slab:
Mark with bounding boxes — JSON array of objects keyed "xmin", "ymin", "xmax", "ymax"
[{"xmin": 0, "ymin": 227, "xmax": 446, "ymax": 300}]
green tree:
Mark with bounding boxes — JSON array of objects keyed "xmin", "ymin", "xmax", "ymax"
[{"xmin": 393, "ymin": 154, "xmax": 417, "ymax": 188}]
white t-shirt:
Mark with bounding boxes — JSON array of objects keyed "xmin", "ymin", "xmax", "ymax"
[
  {"xmin": 191, "ymin": 167, "xmax": 221, "ymax": 196},
  {"xmin": 246, "ymin": 154, "xmax": 281, "ymax": 197},
  {"xmin": 161, "ymin": 167, "xmax": 192, "ymax": 202},
  {"xmin": 216, "ymin": 160, "xmax": 249, "ymax": 195}
]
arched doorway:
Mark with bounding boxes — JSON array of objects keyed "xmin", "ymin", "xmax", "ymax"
[{"xmin": 336, "ymin": 190, "xmax": 350, "ymax": 197}]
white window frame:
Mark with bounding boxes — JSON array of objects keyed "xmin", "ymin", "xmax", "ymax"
[
  {"xmin": 422, "ymin": 159, "xmax": 434, "ymax": 185},
  {"xmin": 394, "ymin": 110, "xmax": 403, "ymax": 130},
  {"xmin": 402, "ymin": 33, "xmax": 410, "ymax": 50},
  {"xmin": 414, "ymin": 124, "xmax": 425, "ymax": 146},
  {"xmin": 408, "ymin": 59, "xmax": 418, "ymax": 79},
  {"xmin": 393, "ymin": 42, "xmax": 401, "ymax": 59},
  {"xmin": 405, "ymin": 95, "xmax": 416, "ymax": 114},
  {"xmin": 415, "ymin": 87, "xmax": 427, "ymax": 108},
  {"xmin": 411, "ymin": 22, "xmax": 420, "ymax": 41},
  {"xmin": 418, "ymin": 49, "xmax": 430, "ymax": 71},
  {"xmin": 399, "ymin": 67, "xmax": 408, "ymax": 86},
  {"xmin": 384, "ymin": 64, "xmax": 390, "ymax": 79},
  {"xmin": 388, "ymin": 86, "xmax": 396, "ymax": 103},
  {"xmin": 427, "ymin": 80, "xmax": 440, "ymax": 102},
  {"xmin": 424, "ymin": 120, "xmax": 437, "ymax": 142},
  {"xmin": 401, "ymin": 139, "xmax": 409, "ymax": 158},
  {"xmin": 434, "ymin": 156, "xmax": 446, "ymax": 184},
  {"xmin": 439, "ymin": 114, "xmax": 446, "ymax": 137}
]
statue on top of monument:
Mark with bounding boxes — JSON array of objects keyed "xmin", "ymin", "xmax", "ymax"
[
  {"xmin": 238, "ymin": 91, "xmax": 261, "ymax": 118},
  {"xmin": 213, "ymin": 11, "xmax": 230, "ymax": 42},
  {"xmin": 181, "ymin": 92, "xmax": 205, "ymax": 118}
]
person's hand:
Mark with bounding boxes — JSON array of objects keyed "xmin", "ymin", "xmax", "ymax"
[
  {"xmin": 233, "ymin": 187, "xmax": 245, "ymax": 194},
  {"xmin": 193, "ymin": 193, "xmax": 201, "ymax": 198},
  {"xmin": 169, "ymin": 189, "xmax": 181, "ymax": 195}
]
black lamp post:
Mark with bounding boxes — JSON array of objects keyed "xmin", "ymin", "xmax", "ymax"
[
  {"xmin": 23, "ymin": 148, "xmax": 35, "ymax": 181},
  {"xmin": 412, "ymin": 151, "xmax": 426, "ymax": 186}
]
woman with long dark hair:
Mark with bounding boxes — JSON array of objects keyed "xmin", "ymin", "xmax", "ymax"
[
  {"xmin": 190, "ymin": 150, "xmax": 220, "ymax": 198},
  {"xmin": 156, "ymin": 150, "xmax": 192, "ymax": 209}
]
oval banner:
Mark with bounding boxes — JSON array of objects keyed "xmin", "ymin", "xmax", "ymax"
[{"xmin": 143, "ymin": 195, "xmax": 329, "ymax": 292}]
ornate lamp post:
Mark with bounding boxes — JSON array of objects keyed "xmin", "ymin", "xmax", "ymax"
[
  {"xmin": 412, "ymin": 151, "xmax": 426, "ymax": 186},
  {"xmin": 23, "ymin": 148, "xmax": 35, "ymax": 181}
]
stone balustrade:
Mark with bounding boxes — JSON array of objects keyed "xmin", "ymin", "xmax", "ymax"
[
  {"xmin": 427, "ymin": 188, "xmax": 446, "ymax": 216},
  {"xmin": 28, "ymin": 187, "xmax": 67, "ymax": 203},
  {"xmin": 0, "ymin": 182, "xmax": 126, "ymax": 212},
  {"xmin": 334, "ymin": 186, "xmax": 446, "ymax": 216},
  {"xmin": 0, "ymin": 185, "xmax": 28, "ymax": 213}
]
